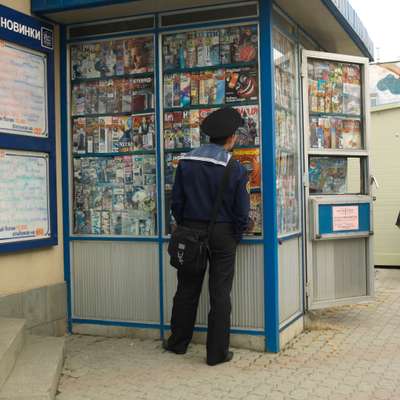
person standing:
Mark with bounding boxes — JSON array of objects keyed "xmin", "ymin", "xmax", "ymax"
[{"xmin": 163, "ymin": 107, "xmax": 250, "ymax": 366}]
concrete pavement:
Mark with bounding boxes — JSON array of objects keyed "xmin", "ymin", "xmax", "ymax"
[{"xmin": 56, "ymin": 269, "xmax": 400, "ymax": 400}]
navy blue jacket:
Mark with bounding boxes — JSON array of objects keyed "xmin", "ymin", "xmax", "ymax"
[{"xmin": 171, "ymin": 144, "xmax": 250, "ymax": 239}]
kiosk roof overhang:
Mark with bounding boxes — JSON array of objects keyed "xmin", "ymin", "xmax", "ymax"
[
  {"xmin": 275, "ymin": 0, "xmax": 374, "ymax": 60},
  {"xmin": 32, "ymin": 0, "xmax": 374, "ymax": 60}
]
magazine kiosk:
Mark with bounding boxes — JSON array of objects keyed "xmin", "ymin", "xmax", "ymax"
[{"xmin": 28, "ymin": 0, "xmax": 374, "ymax": 352}]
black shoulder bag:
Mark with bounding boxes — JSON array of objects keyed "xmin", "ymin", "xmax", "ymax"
[{"xmin": 168, "ymin": 157, "xmax": 235, "ymax": 275}]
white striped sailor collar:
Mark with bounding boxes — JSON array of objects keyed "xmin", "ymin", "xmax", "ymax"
[{"xmin": 182, "ymin": 144, "xmax": 232, "ymax": 167}]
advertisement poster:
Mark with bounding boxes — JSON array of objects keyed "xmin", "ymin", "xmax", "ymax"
[
  {"xmin": 370, "ymin": 61, "xmax": 400, "ymax": 107},
  {"xmin": 332, "ymin": 205, "xmax": 359, "ymax": 231},
  {"xmin": 0, "ymin": 40, "xmax": 47, "ymax": 137},
  {"xmin": 0, "ymin": 150, "xmax": 50, "ymax": 242}
]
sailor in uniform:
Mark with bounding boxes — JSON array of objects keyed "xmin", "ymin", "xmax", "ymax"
[{"xmin": 163, "ymin": 107, "xmax": 250, "ymax": 366}]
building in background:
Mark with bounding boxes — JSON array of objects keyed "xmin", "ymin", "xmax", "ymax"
[{"xmin": 370, "ymin": 62, "xmax": 400, "ymax": 266}]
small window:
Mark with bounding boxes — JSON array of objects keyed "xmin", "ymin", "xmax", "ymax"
[
  {"xmin": 69, "ymin": 16, "xmax": 155, "ymax": 39},
  {"xmin": 160, "ymin": 3, "xmax": 258, "ymax": 27}
]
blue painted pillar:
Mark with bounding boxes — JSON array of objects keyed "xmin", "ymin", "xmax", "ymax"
[
  {"xmin": 60, "ymin": 24, "xmax": 73, "ymax": 334},
  {"xmin": 259, "ymin": 0, "xmax": 279, "ymax": 352}
]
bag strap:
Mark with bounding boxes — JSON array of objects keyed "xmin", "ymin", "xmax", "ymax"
[{"xmin": 207, "ymin": 156, "xmax": 235, "ymax": 237}]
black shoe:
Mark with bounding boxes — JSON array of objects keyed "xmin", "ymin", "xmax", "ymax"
[
  {"xmin": 207, "ymin": 351, "xmax": 234, "ymax": 366},
  {"xmin": 162, "ymin": 339, "xmax": 187, "ymax": 355}
]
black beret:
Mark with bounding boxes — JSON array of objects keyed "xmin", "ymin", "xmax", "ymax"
[{"xmin": 201, "ymin": 107, "xmax": 244, "ymax": 138}]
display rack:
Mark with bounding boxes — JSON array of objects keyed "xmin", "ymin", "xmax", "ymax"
[
  {"xmin": 69, "ymin": 35, "xmax": 157, "ymax": 237},
  {"xmin": 273, "ymin": 28, "xmax": 300, "ymax": 237},
  {"xmin": 304, "ymin": 55, "xmax": 366, "ymax": 196},
  {"xmin": 161, "ymin": 23, "xmax": 262, "ymax": 236}
]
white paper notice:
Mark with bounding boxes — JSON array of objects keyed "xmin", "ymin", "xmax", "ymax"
[
  {"xmin": 0, "ymin": 40, "xmax": 47, "ymax": 137},
  {"xmin": 0, "ymin": 150, "xmax": 50, "ymax": 243},
  {"xmin": 332, "ymin": 205, "xmax": 359, "ymax": 231}
]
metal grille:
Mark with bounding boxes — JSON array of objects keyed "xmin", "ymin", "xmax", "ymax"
[
  {"xmin": 163, "ymin": 243, "xmax": 264, "ymax": 329},
  {"xmin": 72, "ymin": 241, "xmax": 159, "ymax": 323}
]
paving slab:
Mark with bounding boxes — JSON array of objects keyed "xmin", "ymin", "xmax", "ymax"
[{"xmin": 57, "ymin": 269, "xmax": 400, "ymax": 400}]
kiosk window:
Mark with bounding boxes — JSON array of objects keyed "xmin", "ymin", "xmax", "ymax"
[
  {"xmin": 161, "ymin": 23, "xmax": 262, "ymax": 236},
  {"xmin": 309, "ymin": 156, "xmax": 364, "ymax": 195},
  {"xmin": 273, "ymin": 28, "xmax": 301, "ymax": 236},
  {"xmin": 70, "ymin": 35, "xmax": 157, "ymax": 237}
]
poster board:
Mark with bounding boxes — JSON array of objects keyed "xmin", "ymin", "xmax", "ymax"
[
  {"xmin": 0, "ymin": 40, "xmax": 48, "ymax": 137},
  {"xmin": 0, "ymin": 150, "xmax": 50, "ymax": 243},
  {"xmin": 310, "ymin": 196, "xmax": 372, "ymax": 240},
  {"xmin": 0, "ymin": 3, "xmax": 56, "ymax": 252}
]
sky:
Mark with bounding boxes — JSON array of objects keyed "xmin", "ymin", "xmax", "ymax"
[{"xmin": 349, "ymin": 0, "xmax": 400, "ymax": 62}]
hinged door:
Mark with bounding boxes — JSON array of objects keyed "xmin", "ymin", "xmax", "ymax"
[{"xmin": 302, "ymin": 50, "xmax": 374, "ymax": 310}]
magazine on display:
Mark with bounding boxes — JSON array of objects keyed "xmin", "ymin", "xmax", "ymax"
[
  {"xmin": 73, "ymin": 155, "xmax": 157, "ymax": 235},
  {"xmin": 71, "ymin": 37, "xmax": 154, "ymax": 81},
  {"xmin": 164, "ymin": 110, "xmax": 202, "ymax": 149},
  {"xmin": 162, "ymin": 25, "xmax": 258, "ymax": 70},
  {"xmin": 309, "ymin": 117, "xmax": 362, "ymax": 150},
  {"xmin": 309, "ymin": 156, "xmax": 347, "ymax": 194},
  {"xmin": 275, "ymin": 109, "xmax": 295, "ymax": 151},
  {"xmin": 72, "ymin": 118, "xmax": 86, "ymax": 154},
  {"xmin": 164, "ymin": 71, "xmax": 225, "ymax": 108},
  {"xmin": 233, "ymin": 147, "xmax": 261, "ymax": 189},
  {"xmin": 308, "ymin": 60, "xmax": 362, "ymax": 116},
  {"xmin": 71, "ymin": 83, "xmax": 86, "ymax": 116},
  {"xmin": 234, "ymin": 105, "xmax": 260, "ymax": 146},
  {"xmin": 225, "ymin": 67, "xmax": 258, "ymax": 103},
  {"xmin": 131, "ymin": 76, "xmax": 155, "ymax": 113},
  {"xmin": 248, "ymin": 192, "xmax": 262, "ymax": 235}
]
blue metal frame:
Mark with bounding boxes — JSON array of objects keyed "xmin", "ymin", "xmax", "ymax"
[
  {"xmin": 72, "ymin": 317, "xmax": 265, "ymax": 336},
  {"xmin": 0, "ymin": 4, "xmax": 57, "ymax": 253},
  {"xmin": 59, "ymin": 2, "xmax": 279, "ymax": 350},
  {"xmin": 154, "ymin": 26, "xmax": 165, "ymax": 340},
  {"xmin": 60, "ymin": 24, "xmax": 73, "ymax": 333},
  {"xmin": 259, "ymin": 0, "xmax": 280, "ymax": 352}
]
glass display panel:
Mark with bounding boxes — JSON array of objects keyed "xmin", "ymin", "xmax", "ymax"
[
  {"xmin": 308, "ymin": 156, "xmax": 363, "ymax": 195},
  {"xmin": 0, "ymin": 40, "xmax": 47, "ymax": 138},
  {"xmin": 69, "ymin": 35, "xmax": 157, "ymax": 236},
  {"xmin": 273, "ymin": 28, "xmax": 300, "ymax": 236},
  {"xmin": 307, "ymin": 60, "xmax": 363, "ymax": 149},
  {"xmin": 161, "ymin": 24, "xmax": 262, "ymax": 236}
]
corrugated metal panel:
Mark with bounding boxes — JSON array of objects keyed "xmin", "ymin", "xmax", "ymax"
[
  {"xmin": 312, "ymin": 238, "xmax": 367, "ymax": 302},
  {"xmin": 72, "ymin": 241, "xmax": 159, "ymax": 323},
  {"xmin": 163, "ymin": 243, "xmax": 264, "ymax": 330},
  {"xmin": 278, "ymin": 238, "xmax": 302, "ymax": 324}
]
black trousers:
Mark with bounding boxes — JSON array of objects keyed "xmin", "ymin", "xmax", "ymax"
[{"xmin": 167, "ymin": 221, "xmax": 237, "ymax": 364}]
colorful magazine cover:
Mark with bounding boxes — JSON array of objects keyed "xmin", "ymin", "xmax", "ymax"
[
  {"xmin": 90, "ymin": 210, "xmax": 101, "ymax": 234},
  {"xmin": 86, "ymin": 117, "xmax": 99, "ymax": 153},
  {"xmin": 131, "ymin": 76, "xmax": 154, "ymax": 113},
  {"xmin": 342, "ymin": 119, "xmax": 362, "ymax": 149},
  {"xmin": 97, "ymin": 80, "xmax": 108, "ymax": 114},
  {"xmin": 84, "ymin": 81, "xmax": 98, "ymax": 114},
  {"xmin": 72, "ymin": 117, "xmax": 86, "ymax": 154},
  {"xmin": 233, "ymin": 147, "xmax": 261, "ymax": 189},
  {"xmin": 124, "ymin": 37, "xmax": 154, "ymax": 74},
  {"xmin": 122, "ymin": 78, "xmax": 132, "ymax": 112},
  {"xmin": 309, "ymin": 156, "xmax": 347, "ymax": 194},
  {"xmin": 131, "ymin": 113, "xmax": 155, "ymax": 151},
  {"xmin": 71, "ymin": 83, "xmax": 85, "ymax": 116},
  {"xmin": 234, "ymin": 105, "xmax": 260, "ymax": 146},
  {"xmin": 225, "ymin": 67, "xmax": 258, "ymax": 103},
  {"xmin": 164, "ymin": 153, "xmax": 184, "ymax": 190},
  {"xmin": 233, "ymin": 25, "xmax": 258, "ymax": 63},
  {"xmin": 248, "ymin": 192, "xmax": 262, "ymax": 235},
  {"xmin": 180, "ymin": 73, "xmax": 191, "ymax": 107}
]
